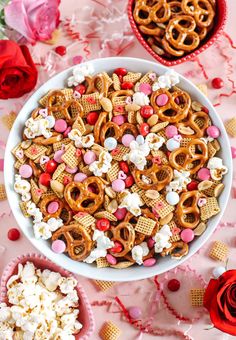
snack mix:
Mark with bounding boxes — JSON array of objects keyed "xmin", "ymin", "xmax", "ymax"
[
  {"xmin": 0, "ymin": 262, "xmax": 82, "ymax": 339},
  {"xmin": 132, "ymin": 0, "xmax": 216, "ymax": 58},
  {"xmin": 12, "ymin": 64, "xmax": 228, "ymax": 268}
]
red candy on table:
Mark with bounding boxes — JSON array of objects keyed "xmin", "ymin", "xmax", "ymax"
[
  {"xmin": 110, "ymin": 241, "xmax": 123, "ymax": 253},
  {"xmin": 45, "ymin": 160, "xmax": 57, "ymax": 174},
  {"xmin": 86, "ymin": 111, "xmax": 99, "ymax": 125},
  {"xmin": 121, "ymin": 82, "xmax": 134, "ymax": 90},
  {"xmin": 125, "ymin": 175, "xmax": 134, "ymax": 188},
  {"xmin": 140, "ymin": 105, "xmax": 154, "ymax": 119},
  {"xmin": 55, "ymin": 45, "xmax": 67, "ymax": 56},
  {"xmin": 74, "ymin": 84, "xmax": 86, "ymax": 95},
  {"xmin": 8, "ymin": 228, "xmax": 20, "ymax": 241},
  {"xmin": 119, "ymin": 161, "xmax": 129, "ymax": 173},
  {"xmin": 139, "ymin": 123, "xmax": 150, "ymax": 136},
  {"xmin": 167, "ymin": 279, "xmax": 180, "ymax": 292},
  {"xmin": 114, "ymin": 68, "xmax": 127, "ymax": 76},
  {"xmin": 187, "ymin": 180, "xmax": 198, "ymax": 191},
  {"xmin": 96, "ymin": 218, "xmax": 110, "ymax": 231},
  {"xmin": 212, "ymin": 77, "xmax": 224, "ymax": 89},
  {"xmin": 39, "ymin": 173, "xmax": 51, "ymax": 187}
]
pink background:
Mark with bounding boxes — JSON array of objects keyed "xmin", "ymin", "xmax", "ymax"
[{"xmin": 1, "ymin": 0, "xmax": 236, "ymax": 338}]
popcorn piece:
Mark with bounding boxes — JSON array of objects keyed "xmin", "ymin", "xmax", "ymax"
[
  {"xmin": 131, "ymin": 242, "xmax": 149, "ymax": 265},
  {"xmin": 152, "ymin": 70, "xmax": 179, "ymax": 91},
  {"xmin": 132, "ymin": 92, "xmax": 150, "ymax": 106},
  {"xmin": 84, "ymin": 230, "xmax": 114, "ymax": 263},
  {"xmin": 67, "ymin": 63, "xmax": 94, "ymax": 87},
  {"xmin": 119, "ymin": 191, "xmax": 143, "ymax": 216},
  {"xmin": 145, "ymin": 133, "xmax": 165, "ymax": 151},
  {"xmin": 153, "ymin": 224, "xmax": 172, "ymax": 253},
  {"xmin": 207, "ymin": 157, "xmax": 228, "ymax": 180},
  {"xmin": 166, "ymin": 169, "xmax": 191, "ymax": 192},
  {"xmin": 123, "ymin": 139, "xmax": 150, "ymax": 170},
  {"xmin": 89, "ymin": 150, "xmax": 112, "ymax": 176}
]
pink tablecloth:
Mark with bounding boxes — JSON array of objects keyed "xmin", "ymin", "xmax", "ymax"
[{"xmin": 1, "ymin": 0, "xmax": 236, "ymax": 339}]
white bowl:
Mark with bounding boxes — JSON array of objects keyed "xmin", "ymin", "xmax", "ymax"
[{"xmin": 4, "ymin": 57, "xmax": 233, "ymax": 282}]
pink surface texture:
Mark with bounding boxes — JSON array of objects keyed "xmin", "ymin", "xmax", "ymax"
[{"xmin": 1, "ymin": 0, "xmax": 236, "ymax": 339}]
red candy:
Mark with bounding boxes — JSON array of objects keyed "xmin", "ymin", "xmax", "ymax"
[
  {"xmin": 140, "ymin": 123, "xmax": 150, "ymax": 136},
  {"xmin": 63, "ymin": 176, "xmax": 72, "ymax": 185},
  {"xmin": 121, "ymin": 82, "xmax": 134, "ymax": 90},
  {"xmin": 202, "ymin": 106, "xmax": 209, "ymax": 114},
  {"xmin": 96, "ymin": 218, "xmax": 110, "ymax": 231},
  {"xmin": 212, "ymin": 77, "xmax": 224, "ymax": 89},
  {"xmin": 125, "ymin": 175, "xmax": 134, "ymax": 188},
  {"xmin": 140, "ymin": 105, "xmax": 154, "ymax": 119},
  {"xmin": 110, "ymin": 241, "xmax": 123, "ymax": 253},
  {"xmin": 168, "ymin": 279, "xmax": 180, "ymax": 292},
  {"xmin": 86, "ymin": 111, "xmax": 99, "ymax": 125},
  {"xmin": 45, "ymin": 160, "xmax": 57, "ymax": 174},
  {"xmin": 187, "ymin": 180, "xmax": 198, "ymax": 191},
  {"xmin": 39, "ymin": 173, "xmax": 51, "ymax": 187},
  {"xmin": 55, "ymin": 45, "xmax": 67, "ymax": 56},
  {"xmin": 74, "ymin": 84, "xmax": 86, "ymax": 95},
  {"xmin": 8, "ymin": 228, "xmax": 20, "ymax": 241},
  {"xmin": 114, "ymin": 68, "xmax": 127, "ymax": 77},
  {"xmin": 119, "ymin": 161, "xmax": 129, "ymax": 173}
]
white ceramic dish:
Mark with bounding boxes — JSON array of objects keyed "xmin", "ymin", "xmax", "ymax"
[{"xmin": 4, "ymin": 57, "xmax": 233, "ymax": 282}]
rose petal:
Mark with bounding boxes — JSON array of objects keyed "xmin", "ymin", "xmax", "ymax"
[
  {"xmin": 210, "ymin": 297, "xmax": 236, "ymax": 336},
  {"xmin": 203, "ymin": 278, "xmax": 220, "ymax": 310}
]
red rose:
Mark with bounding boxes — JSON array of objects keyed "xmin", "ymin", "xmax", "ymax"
[
  {"xmin": 0, "ymin": 40, "xmax": 38, "ymax": 99},
  {"xmin": 204, "ymin": 269, "xmax": 236, "ymax": 336}
]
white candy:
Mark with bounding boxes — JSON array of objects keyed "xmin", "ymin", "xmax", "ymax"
[
  {"xmin": 136, "ymin": 135, "xmax": 145, "ymax": 145},
  {"xmin": 166, "ymin": 191, "xmax": 180, "ymax": 205},
  {"xmin": 104, "ymin": 137, "xmax": 117, "ymax": 151},
  {"xmin": 166, "ymin": 138, "xmax": 180, "ymax": 151},
  {"xmin": 212, "ymin": 266, "xmax": 226, "ymax": 279}
]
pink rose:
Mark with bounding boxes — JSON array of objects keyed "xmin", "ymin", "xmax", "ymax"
[{"xmin": 5, "ymin": 0, "xmax": 60, "ymax": 44}]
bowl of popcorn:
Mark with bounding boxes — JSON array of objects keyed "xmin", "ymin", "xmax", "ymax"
[
  {"xmin": 4, "ymin": 57, "xmax": 232, "ymax": 281},
  {"xmin": 0, "ymin": 253, "xmax": 94, "ymax": 339},
  {"xmin": 127, "ymin": 0, "xmax": 227, "ymax": 66}
]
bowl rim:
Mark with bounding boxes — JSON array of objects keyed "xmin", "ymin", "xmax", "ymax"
[
  {"xmin": 4, "ymin": 56, "xmax": 233, "ymax": 281},
  {"xmin": 127, "ymin": 0, "xmax": 228, "ymax": 66}
]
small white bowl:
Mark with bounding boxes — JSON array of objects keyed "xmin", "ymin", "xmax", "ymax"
[{"xmin": 4, "ymin": 57, "xmax": 232, "ymax": 282}]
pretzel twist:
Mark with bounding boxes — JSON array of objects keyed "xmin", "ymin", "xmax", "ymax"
[
  {"xmin": 52, "ymin": 224, "xmax": 93, "ymax": 261},
  {"xmin": 177, "ymin": 111, "xmax": 210, "ymax": 138},
  {"xmin": 161, "ymin": 240, "xmax": 189, "ymax": 259},
  {"xmin": 181, "ymin": 0, "xmax": 215, "ymax": 28},
  {"xmin": 109, "ymin": 222, "xmax": 136, "ymax": 257},
  {"xmin": 40, "ymin": 195, "xmax": 64, "ymax": 220},
  {"xmin": 150, "ymin": 88, "xmax": 191, "ymax": 123},
  {"xmin": 64, "ymin": 177, "xmax": 104, "ymax": 214}
]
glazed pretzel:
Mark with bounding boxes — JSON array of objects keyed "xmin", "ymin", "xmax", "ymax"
[
  {"xmin": 109, "ymin": 222, "xmax": 135, "ymax": 257},
  {"xmin": 139, "ymin": 23, "xmax": 165, "ymax": 36},
  {"xmin": 133, "ymin": 0, "xmax": 171, "ymax": 25},
  {"xmin": 161, "ymin": 241, "xmax": 189, "ymax": 259},
  {"xmin": 33, "ymin": 132, "xmax": 63, "ymax": 145},
  {"xmin": 52, "ymin": 224, "xmax": 93, "ymax": 261},
  {"xmin": 151, "ymin": 88, "xmax": 191, "ymax": 123},
  {"xmin": 40, "ymin": 195, "xmax": 64, "ymax": 220},
  {"xmin": 133, "ymin": 163, "xmax": 173, "ymax": 191},
  {"xmin": 165, "ymin": 15, "xmax": 200, "ymax": 52},
  {"xmin": 64, "ymin": 177, "xmax": 104, "ymax": 214},
  {"xmin": 181, "ymin": 0, "xmax": 215, "ymax": 28},
  {"xmin": 162, "ymin": 37, "xmax": 185, "ymax": 57},
  {"xmin": 176, "ymin": 190, "xmax": 203, "ymax": 229},
  {"xmin": 60, "ymin": 203, "xmax": 73, "ymax": 225},
  {"xmin": 85, "ymin": 73, "xmax": 110, "ymax": 97},
  {"xmin": 169, "ymin": 1, "xmax": 184, "ymax": 16},
  {"xmin": 100, "ymin": 122, "xmax": 138, "ymax": 145},
  {"xmin": 110, "ymin": 90, "xmax": 134, "ymax": 112},
  {"xmin": 177, "ymin": 111, "xmax": 210, "ymax": 138},
  {"xmin": 94, "ymin": 111, "xmax": 108, "ymax": 143},
  {"xmin": 169, "ymin": 138, "xmax": 208, "ymax": 174}
]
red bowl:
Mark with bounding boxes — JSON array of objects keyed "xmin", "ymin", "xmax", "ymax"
[{"xmin": 127, "ymin": 0, "xmax": 227, "ymax": 66}]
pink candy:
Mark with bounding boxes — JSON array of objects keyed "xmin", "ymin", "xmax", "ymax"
[
  {"xmin": 54, "ymin": 150, "xmax": 64, "ymax": 163},
  {"xmin": 0, "ymin": 159, "xmax": 4, "ymax": 171},
  {"xmin": 112, "ymin": 115, "xmax": 125, "ymax": 125},
  {"xmin": 156, "ymin": 93, "xmax": 169, "ymax": 106},
  {"xmin": 139, "ymin": 83, "xmax": 152, "ymax": 95},
  {"xmin": 122, "ymin": 134, "xmax": 135, "ymax": 147},
  {"xmin": 63, "ymin": 126, "xmax": 72, "ymax": 137},
  {"xmin": 128, "ymin": 306, "xmax": 142, "ymax": 319},
  {"xmin": 106, "ymin": 254, "xmax": 117, "ymax": 265},
  {"xmin": 143, "ymin": 258, "xmax": 157, "ymax": 267},
  {"xmin": 83, "ymin": 151, "xmax": 96, "ymax": 165},
  {"xmin": 74, "ymin": 172, "xmax": 87, "ymax": 182},
  {"xmin": 66, "ymin": 166, "xmax": 78, "ymax": 174},
  {"xmin": 72, "ymin": 55, "xmax": 83, "ymax": 65},
  {"xmin": 180, "ymin": 229, "xmax": 194, "ymax": 243},
  {"xmin": 231, "ymin": 146, "xmax": 236, "ymax": 159},
  {"xmin": 54, "ymin": 119, "xmax": 67, "ymax": 133},
  {"xmin": 114, "ymin": 207, "xmax": 127, "ymax": 220},
  {"xmin": 118, "ymin": 170, "xmax": 127, "ymax": 180},
  {"xmin": 147, "ymin": 237, "xmax": 155, "ymax": 249},
  {"xmin": 51, "ymin": 240, "xmax": 66, "ymax": 253},
  {"xmin": 165, "ymin": 125, "xmax": 178, "ymax": 138},
  {"xmin": 19, "ymin": 164, "xmax": 33, "ymax": 178},
  {"xmin": 207, "ymin": 125, "xmax": 220, "ymax": 138},
  {"xmin": 47, "ymin": 201, "xmax": 59, "ymax": 214},
  {"xmin": 112, "ymin": 179, "xmax": 125, "ymax": 192},
  {"xmin": 198, "ymin": 167, "xmax": 211, "ymax": 181}
]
